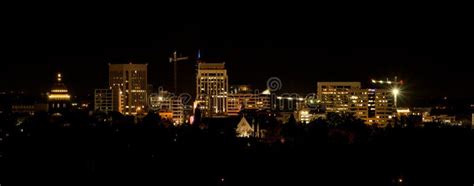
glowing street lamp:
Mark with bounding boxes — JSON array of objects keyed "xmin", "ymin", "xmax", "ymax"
[{"xmin": 392, "ymin": 88, "xmax": 400, "ymax": 109}]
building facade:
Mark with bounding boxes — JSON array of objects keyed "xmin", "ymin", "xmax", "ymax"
[
  {"xmin": 195, "ymin": 62, "xmax": 228, "ymax": 117},
  {"xmin": 349, "ymin": 88, "xmax": 395, "ymax": 125},
  {"xmin": 94, "ymin": 89, "xmax": 112, "ymax": 113},
  {"xmin": 109, "ymin": 63, "xmax": 147, "ymax": 115},
  {"xmin": 317, "ymin": 82, "xmax": 361, "ymax": 113},
  {"xmin": 47, "ymin": 73, "xmax": 71, "ymax": 114},
  {"xmin": 227, "ymin": 85, "xmax": 271, "ymax": 116}
]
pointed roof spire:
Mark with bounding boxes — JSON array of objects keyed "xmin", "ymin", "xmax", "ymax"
[{"xmin": 236, "ymin": 116, "xmax": 254, "ymax": 138}]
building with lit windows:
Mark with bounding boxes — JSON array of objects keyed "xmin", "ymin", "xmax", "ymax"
[
  {"xmin": 109, "ymin": 63, "xmax": 147, "ymax": 115},
  {"xmin": 195, "ymin": 62, "xmax": 228, "ymax": 117},
  {"xmin": 349, "ymin": 88, "xmax": 395, "ymax": 125},
  {"xmin": 317, "ymin": 82, "xmax": 395, "ymax": 125},
  {"xmin": 94, "ymin": 87, "xmax": 122, "ymax": 113},
  {"xmin": 227, "ymin": 85, "xmax": 271, "ymax": 116},
  {"xmin": 297, "ymin": 108, "xmax": 313, "ymax": 124},
  {"xmin": 47, "ymin": 73, "xmax": 71, "ymax": 114},
  {"xmin": 149, "ymin": 90, "xmax": 185, "ymax": 125},
  {"xmin": 317, "ymin": 82, "xmax": 361, "ymax": 113}
]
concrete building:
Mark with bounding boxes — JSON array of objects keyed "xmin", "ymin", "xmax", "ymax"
[
  {"xmin": 109, "ymin": 63, "xmax": 147, "ymax": 115},
  {"xmin": 317, "ymin": 82, "xmax": 395, "ymax": 125},
  {"xmin": 195, "ymin": 62, "xmax": 228, "ymax": 117},
  {"xmin": 349, "ymin": 88, "xmax": 395, "ymax": 125},
  {"xmin": 47, "ymin": 73, "xmax": 71, "ymax": 114},
  {"xmin": 317, "ymin": 82, "xmax": 361, "ymax": 113},
  {"xmin": 94, "ymin": 89, "xmax": 112, "ymax": 113}
]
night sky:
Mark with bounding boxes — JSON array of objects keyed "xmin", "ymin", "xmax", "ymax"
[{"xmin": 2, "ymin": 21, "xmax": 471, "ymax": 105}]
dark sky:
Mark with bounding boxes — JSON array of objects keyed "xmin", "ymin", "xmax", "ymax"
[{"xmin": 2, "ymin": 20, "xmax": 472, "ymax": 105}]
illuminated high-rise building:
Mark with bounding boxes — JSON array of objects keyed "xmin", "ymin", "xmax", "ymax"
[
  {"xmin": 195, "ymin": 62, "xmax": 228, "ymax": 117},
  {"xmin": 47, "ymin": 73, "xmax": 71, "ymax": 114},
  {"xmin": 317, "ymin": 82, "xmax": 361, "ymax": 113},
  {"xmin": 109, "ymin": 63, "xmax": 147, "ymax": 115},
  {"xmin": 94, "ymin": 87, "xmax": 122, "ymax": 113},
  {"xmin": 317, "ymin": 82, "xmax": 395, "ymax": 125},
  {"xmin": 349, "ymin": 88, "xmax": 395, "ymax": 125}
]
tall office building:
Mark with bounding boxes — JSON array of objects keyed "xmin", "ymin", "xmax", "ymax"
[
  {"xmin": 94, "ymin": 87, "xmax": 122, "ymax": 113},
  {"xmin": 47, "ymin": 73, "xmax": 71, "ymax": 114},
  {"xmin": 195, "ymin": 62, "xmax": 228, "ymax": 117},
  {"xmin": 349, "ymin": 88, "xmax": 395, "ymax": 125},
  {"xmin": 109, "ymin": 63, "xmax": 148, "ymax": 115},
  {"xmin": 317, "ymin": 82, "xmax": 361, "ymax": 113}
]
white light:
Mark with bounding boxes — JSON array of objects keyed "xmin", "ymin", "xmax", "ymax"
[{"xmin": 392, "ymin": 88, "xmax": 400, "ymax": 96}]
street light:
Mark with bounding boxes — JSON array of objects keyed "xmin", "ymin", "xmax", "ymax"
[{"xmin": 392, "ymin": 88, "xmax": 400, "ymax": 109}]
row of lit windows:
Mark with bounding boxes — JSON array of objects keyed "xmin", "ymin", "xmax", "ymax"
[
  {"xmin": 51, "ymin": 103, "xmax": 67, "ymax": 108},
  {"xmin": 321, "ymin": 92, "xmax": 350, "ymax": 95},
  {"xmin": 51, "ymin": 89, "xmax": 68, "ymax": 93},
  {"xmin": 48, "ymin": 94, "xmax": 71, "ymax": 100},
  {"xmin": 321, "ymin": 86, "xmax": 353, "ymax": 89}
]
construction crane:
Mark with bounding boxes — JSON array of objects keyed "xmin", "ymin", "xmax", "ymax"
[
  {"xmin": 370, "ymin": 76, "xmax": 404, "ymax": 85},
  {"xmin": 169, "ymin": 51, "xmax": 189, "ymax": 94}
]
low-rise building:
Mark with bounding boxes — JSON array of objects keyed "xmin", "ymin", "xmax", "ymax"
[{"xmin": 149, "ymin": 90, "xmax": 184, "ymax": 125}]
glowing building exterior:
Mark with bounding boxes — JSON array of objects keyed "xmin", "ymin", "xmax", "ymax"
[
  {"xmin": 109, "ymin": 63, "xmax": 147, "ymax": 115},
  {"xmin": 47, "ymin": 73, "xmax": 71, "ymax": 114},
  {"xmin": 195, "ymin": 62, "xmax": 228, "ymax": 117}
]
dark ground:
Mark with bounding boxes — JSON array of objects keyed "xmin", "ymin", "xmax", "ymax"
[{"xmin": 2, "ymin": 122, "xmax": 473, "ymax": 186}]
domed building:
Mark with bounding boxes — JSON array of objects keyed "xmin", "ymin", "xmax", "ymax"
[{"xmin": 47, "ymin": 73, "xmax": 71, "ymax": 115}]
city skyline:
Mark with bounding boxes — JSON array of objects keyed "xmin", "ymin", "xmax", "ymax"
[
  {"xmin": 5, "ymin": 48, "xmax": 459, "ymax": 102},
  {"xmin": 2, "ymin": 17, "xmax": 474, "ymax": 186}
]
